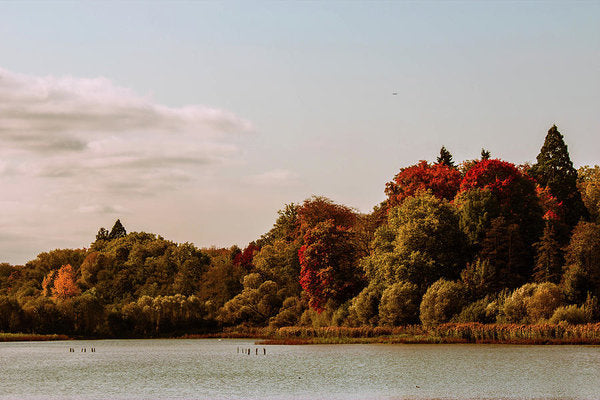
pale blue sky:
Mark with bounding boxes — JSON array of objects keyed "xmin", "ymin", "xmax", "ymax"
[{"xmin": 0, "ymin": 1, "xmax": 599, "ymax": 264}]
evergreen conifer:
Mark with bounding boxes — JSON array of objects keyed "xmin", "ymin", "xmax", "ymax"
[
  {"xmin": 530, "ymin": 125, "xmax": 588, "ymax": 230},
  {"xmin": 108, "ymin": 219, "xmax": 127, "ymax": 240},
  {"xmin": 436, "ymin": 146, "xmax": 455, "ymax": 167}
]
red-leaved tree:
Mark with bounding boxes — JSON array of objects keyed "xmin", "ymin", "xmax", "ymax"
[
  {"xmin": 459, "ymin": 159, "xmax": 544, "ymax": 283},
  {"xmin": 385, "ymin": 160, "xmax": 462, "ymax": 207},
  {"xmin": 233, "ymin": 242, "xmax": 261, "ymax": 271},
  {"xmin": 298, "ymin": 220, "xmax": 363, "ymax": 312},
  {"xmin": 460, "ymin": 159, "xmax": 543, "ymax": 222}
]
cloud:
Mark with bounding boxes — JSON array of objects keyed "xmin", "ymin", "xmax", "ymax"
[
  {"xmin": 0, "ymin": 67, "xmax": 253, "ymax": 198},
  {"xmin": 247, "ymin": 169, "xmax": 300, "ymax": 186},
  {"xmin": 0, "ymin": 67, "xmax": 252, "ymax": 153}
]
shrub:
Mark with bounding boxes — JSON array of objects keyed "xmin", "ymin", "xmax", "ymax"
[
  {"xmin": 347, "ymin": 283, "xmax": 383, "ymax": 326},
  {"xmin": 378, "ymin": 281, "xmax": 420, "ymax": 325},
  {"xmin": 550, "ymin": 305, "xmax": 587, "ymax": 324},
  {"xmin": 420, "ymin": 279, "xmax": 467, "ymax": 326},
  {"xmin": 454, "ymin": 298, "xmax": 496, "ymax": 323},
  {"xmin": 500, "ymin": 282, "xmax": 563, "ymax": 323}
]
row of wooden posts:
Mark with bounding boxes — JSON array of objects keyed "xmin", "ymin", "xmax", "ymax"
[
  {"xmin": 69, "ymin": 348, "xmax": 96, "ymax": 352},
  {"xmin": 237, "ymin": 347, "xmax": 266, "ymax": 355}
]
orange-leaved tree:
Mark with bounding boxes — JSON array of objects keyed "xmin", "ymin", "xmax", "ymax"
[{"xmin": 52, "ymin": 264, "xmax": 81, "ymax": 300}]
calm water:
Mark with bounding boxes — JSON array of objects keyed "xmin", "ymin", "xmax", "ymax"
[{"xmin": 1, "ymin": 339, "xmax": 599, "ymax": 399}]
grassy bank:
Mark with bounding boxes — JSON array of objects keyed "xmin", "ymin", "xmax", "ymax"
[
  {"xmin": 6, "ymin": 322, "xmax": 600, "ymax": 344},
  {"xmin": 253, "ymin": 323, "xmax": 600, "ymax": 345},
  {"xmin": 0, "ymin": 333, "xmax": 71, "ymax": 342}
]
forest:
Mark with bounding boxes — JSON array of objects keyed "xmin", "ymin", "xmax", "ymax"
[{"xmin": 1, "ymin": 125, "xmax": 600, "ymax": 339}]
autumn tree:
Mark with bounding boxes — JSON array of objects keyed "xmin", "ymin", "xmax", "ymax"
[
  {"xmin": 530, "ymin": 125, "xmax": 588, "ymax": 230},
  {"xmin": 52, "ymin": 264, "xmax": 81, "ymax": 300},
  {"xmin": 385, "ymin": 161, "xmax": 462, "ymax": 207},
  {"xmin": 298, "ymin": 196, "xmax": 357, "ymax": 233},
  {"xmin": 299, "ymin": 220, "xmax": 363, "ymax": 312},
  {"xmin": 232, "ymin": 242, "xmax": 261, "ymax": 271},
  {"xmin": 459, "ymin": 158, "xmax": 544, "ymax": 264}
]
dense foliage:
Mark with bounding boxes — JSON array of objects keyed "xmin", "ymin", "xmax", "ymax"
[{"xmin": 1, "ymin": 125, "xmax": 600, "ymax": 337}]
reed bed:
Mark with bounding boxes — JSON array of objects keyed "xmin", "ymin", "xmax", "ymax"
[
  {"xmin": 0, "ymin": 333, "xmax": 70, "ymax": 342},
  {"xmin": 258, "ymin": 323, "xmax": 600, "ymax": 345}
]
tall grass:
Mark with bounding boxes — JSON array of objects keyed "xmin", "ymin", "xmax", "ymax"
[
  {"xmin": 0, "ymin": 333, "xmax": 70, "ymax": 342},
  {"xmin": 262, "ymin": 323, "xmax": 600, "ymax": 345}
]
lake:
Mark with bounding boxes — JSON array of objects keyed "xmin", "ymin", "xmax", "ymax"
[{"xmin": 1, "ymin": 339, "xmax": 599, "ymax": 399}]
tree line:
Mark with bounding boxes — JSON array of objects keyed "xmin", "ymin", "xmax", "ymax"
[{"xmin": 1, "ymin": 125, "xmax": 600, "ymax": 337}]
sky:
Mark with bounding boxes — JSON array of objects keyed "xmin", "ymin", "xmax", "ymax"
[{"xmin": 0, "ymin": 1, "xmax": 599, "ymax": 264}]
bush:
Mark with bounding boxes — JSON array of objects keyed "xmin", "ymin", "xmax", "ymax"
[
  {"xmin": 550, "ymin": 305, "xmax": 587, "ymax": 324},
  {"xmin": 347, "ymin": 283, "xmax": 383, "ymax": 326},
  {"xmin": 454, "ymin": 298, "xmax": 495, "ymax": 323},
  {"xmin": 500, "ymin": 282, "xmax": 563, "ymax": 323},
  {"xmin": 420, "ymin": 279, "xmax": 467, "ymax": 326},
  {"xmin": 378, "ymin": 281, "xmax": 420, "ymax": 325}
]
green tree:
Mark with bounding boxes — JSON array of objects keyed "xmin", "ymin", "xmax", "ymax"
[
  {"xmin": 578, "ymin": 165, "xmax": 600, "ymax": 222},
  {"xmin": 460, "ymin": 258, "xmax": 496, "ymax": 299},
  {"xmin": 253, "ymin": 239, "xmax": 301, "ymax": 296},
  {"xmin": 533, "ymin": 223, "xmax": 563, "ymax": 283},
  {"xmin": 96, "ymin": 227, "xmax": 109, "ymax": 241},
  {"xmin": 362, "ymin": 192, "xmax": 468, "ymax": 292},
  {"xmin": 530, "ymin": 125, "xmax": 588, "ymax": 230},
  {"xmin": 562, "ymin": 221, "xmax": 600, "ymax": 301},
  {"xmin": 478, "ymin": 217, "xmax": 530, "ymax": 290},
  {"xmin": 455, "ymin": 188, "xmax": 500, "ymax": 251},
  {"xmin": 218, "ymin": 273, "xmax": 283, "ymax": 326}
]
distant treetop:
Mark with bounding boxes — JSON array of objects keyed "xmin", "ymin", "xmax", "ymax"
[{"xmin": 437, "ymin": 146, "xmax": 455, "ymax": 167}]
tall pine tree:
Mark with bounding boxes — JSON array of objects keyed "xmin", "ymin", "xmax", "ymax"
[{"xmin": 530, "ymin": 125, "xmax": 588, "ymax": 231}]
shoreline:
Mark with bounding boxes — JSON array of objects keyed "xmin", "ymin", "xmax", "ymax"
[{"xmin": 4, "ymin": 322, "xmax": 600, "ymax": 345}]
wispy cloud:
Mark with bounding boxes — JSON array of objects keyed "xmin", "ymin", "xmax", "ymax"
[{"xmin": 0, "ymin": 67, "xmax": 252, "ymax": 153}]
